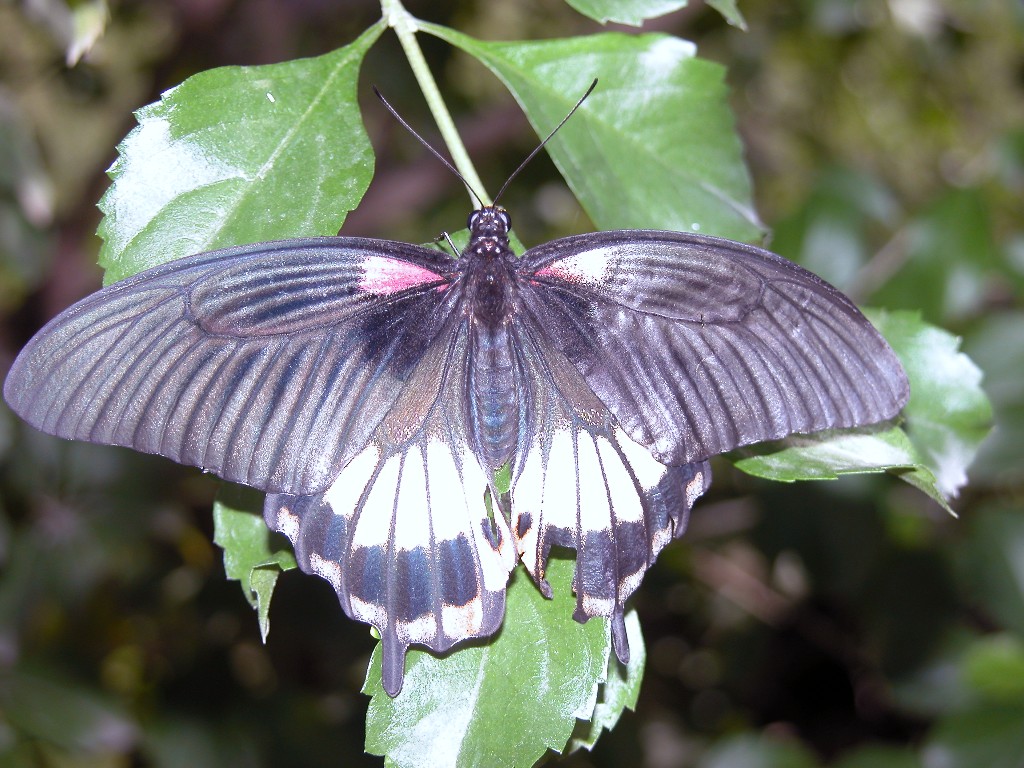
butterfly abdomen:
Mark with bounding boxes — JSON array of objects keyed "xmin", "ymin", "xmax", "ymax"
[
  {"xmin": 467, "ymin": 318, "xmax": 521, "ymax": 471},
  {"xmin": 462, "ymin": 220, "xmax": 523, "ymax": 471}
]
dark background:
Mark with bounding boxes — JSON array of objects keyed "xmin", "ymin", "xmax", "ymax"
[{"xmin": 1, "ymin": 1, "xmax": 1022, "ymax": 766}]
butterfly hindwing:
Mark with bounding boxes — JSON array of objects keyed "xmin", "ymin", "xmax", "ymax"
[
  {"xmin": 508, "ymin": 322, "xmax": 712, "ymax": 662},
  {"xmin": 264, "ymin": 316, "xmax": 516, "ymax": 697},
  {"xmin": 3, "ymin": 237, "xmax": 455, "ymax": 495},
  {"xmin": 517, "ymin": 230, "xmax": 910, "ymax": 466}
]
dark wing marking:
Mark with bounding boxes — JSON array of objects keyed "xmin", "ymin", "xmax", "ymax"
[
  {"xmin": 518, "ymin": 230, "xmax": 909, "ymax": 465},
  {"xmin": 508, "ymin": 322, "xmax": 711, "ymax": 663},
  {"xmin": 4, "ymin": 237, "xmax": 455, "ymax": 495},
  {"xmin": 264, "ymin": 317, "xmax": 516, "ymax": 697}
]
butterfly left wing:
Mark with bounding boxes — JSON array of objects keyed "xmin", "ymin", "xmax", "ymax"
[
  {"xmin": 264, "ymin": 313, "xmax": 516, "ymax": 697},
  {"xmin": 507, "ymin": 321, "xmax": 711, "ymax": 664}
]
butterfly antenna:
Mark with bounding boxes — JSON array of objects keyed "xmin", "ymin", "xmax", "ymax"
[
  {"xmin": 372, "ymin": 86, "xmax": 485, "ymax": 209},
  {"xmin": 492, "ymin": 78, "xmax": 598, "ymax": 206}
]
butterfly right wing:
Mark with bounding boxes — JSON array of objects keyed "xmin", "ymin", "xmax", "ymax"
[{"xmin": 4, "ymin": 237, "xmax": 455, "ymax": 496}]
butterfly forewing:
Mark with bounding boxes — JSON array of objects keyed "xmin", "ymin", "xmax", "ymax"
[
  {"xmin": 4, "ymin": 238, "xmax": 455, "ymax": 495},
  {"xmin": 517, "ymin": 230, "xmax": 909, "ymax": 466}
]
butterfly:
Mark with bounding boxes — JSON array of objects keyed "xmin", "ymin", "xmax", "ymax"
[
  {"xmin": 2, "ymin": 89, "xmax": 909, "ymax": 697},
  {"xmin": 3, "ymin": 204, "xmax": 909, "ymax": 695}
]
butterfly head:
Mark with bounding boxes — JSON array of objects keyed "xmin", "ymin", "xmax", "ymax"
[{"xmin": 467, "ymin": 206, "xmax": 512, "ymax": 240}]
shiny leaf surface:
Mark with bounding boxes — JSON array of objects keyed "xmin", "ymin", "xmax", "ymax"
[
  {"xmin": 421, "ymin": 24, "xmax": 764, "ymax": 241},
  {"xmin": 562, "ymin": 0, "xmax": 690, "ymax": 26},
  {"xmin": 97, "ymin": 22, "xmax": 383, "ymax": 282},
  {"xmin": 876, "ymin": 310, "xmax": 993, "ymax": 499}
]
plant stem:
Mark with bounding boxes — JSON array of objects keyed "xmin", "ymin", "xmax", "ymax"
[{"xmin": 381, "ymin": 0, "xmax": 491, "ymax": 205}]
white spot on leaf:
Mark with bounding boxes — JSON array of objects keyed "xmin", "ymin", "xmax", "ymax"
[{"xmin": 639, "ymin": 37, "xmax": 696, "ymax": 73}]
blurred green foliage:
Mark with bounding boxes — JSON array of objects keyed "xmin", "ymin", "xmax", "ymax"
[{"xmin": 1, "ymin": 0, "xmax": 1022, "ymax": 766}]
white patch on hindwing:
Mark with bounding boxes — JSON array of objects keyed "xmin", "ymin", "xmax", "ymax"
[
  {"xmin": 423, "ymin": 440, "xmax": 472, "ymax": 543},
  {"xmin": 686, "ymin": 470, "xmax": 707, "ymax": 509},
  {"xmin": 613, "ymin": 427, "xmax": 669, "ymax": 492},
  {"xmin": 457, "ymin": 447, "xmax": 515, "ymax": 591},
  {"xmin": 511, "ymin": 443, "xmax": 544, "ymax": 569},
  {"xmin": 441, "ymin": 601, "xmax": 484, "ymax": 639},
  {"xmin": 577, "ymin": 435, "xmax": 611, "ymax": 533},
  {"xmin": 540, "ymin": 429, "xmax": 580, "ymax": 530},
  {"xmin": 618, "ymin": 570, "xmax": 645, "ymax": 602},
  {"xmin": 393, "ymin": 444, "xmax": 429, "ymax": 552},
  {"xmin": 273, "ymin": 505, "xmax": 301, "ymax": 541},
  {"xmin": 595, "ymin": 436, "xmax": 644, "ymax": 524},
  {"xmin": 396, "ymin": 614, "xmax": 434, "ymax": 644},
  {"xmin": 309, "ymin": 551, "xmax": 343, "ymax": 592},
  {"xmin": 323, "ymin": 436, "xmax": 513, "ymax": 606},
  {"xmin": 581, "ymin": 594, "xmax": 614, "ymax": 618},
  {"xmin": 511, "ymin": 423, "xmax": 670, "ymax": 575},
  {"xmin": 325, "ymin": 445, "xmax": 380, "ymax": 520},
  {"xmin": 349, "ymin": 594, "xmax": 386, "ymax": 630},
  {"xmin": 650, "ymin": 522, "xmax": 672, "ymax": 557},
  {"xmin": 350, "ymin": 452, "xmax": 402, "ymax": 549}
]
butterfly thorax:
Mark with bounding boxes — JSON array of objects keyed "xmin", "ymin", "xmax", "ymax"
[{"xmin": 462, "ymin": 206, "xmax": 523, "ymax": 470}]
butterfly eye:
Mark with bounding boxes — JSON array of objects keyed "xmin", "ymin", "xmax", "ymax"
[
  {"xmin": 467, "ymin": 211, "xmax": 480, "ymax": 230},
  {"xmin": 499, "ymin": 209, "xmax": 511, "ymax": 231}
]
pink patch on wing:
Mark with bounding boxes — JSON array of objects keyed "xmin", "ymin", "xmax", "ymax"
[
  {"xmin": 534, "ymin": 250, "xmax": 613, "ymax": 286},
  {"xmin": 359, "ymin": 256, "xmax": 445, "ymax": 295}
]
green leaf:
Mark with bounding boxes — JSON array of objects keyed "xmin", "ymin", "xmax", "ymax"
[
  {"xmin": 874, "ymin": 310, "xmax": 993, "ymax": 499},
  {"xmin": 705, "ymin": 0, "xmax": 747, "ymax": 29},
  {"xmin": 97, "ymin": 21, "xmax": 384, "ymax": 283},
  {"xmin": 732, "ymin": 425, "xmax": 945, "ymax": 509},
  {"xmin": 563, "ymin": 0, "xmax": 690, "ymax": 26},
  {"xmin": 421, "ymin": 25, "xmax": 764, "ymax": 241},
  {"xmin": 568, "ymin": 609, "xmax": 646, "ymax": 753},
  {"xmin": 733, "ymin": 426, "xmax": 950, "ymax": 513},
  {"xmin": 213, "ymin": 483, "xmax": 296, "ymax": 642},
  {"xmin": 364, "ymin": 557, "xmax": 610, "ymax": 768},
  {"xmin": 733, "ymin": 425, "xmax": 918, "ymax": 480},
  {"xmin": 562, "ymin": 0, "xmax": 746, "ymax": 29}
]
